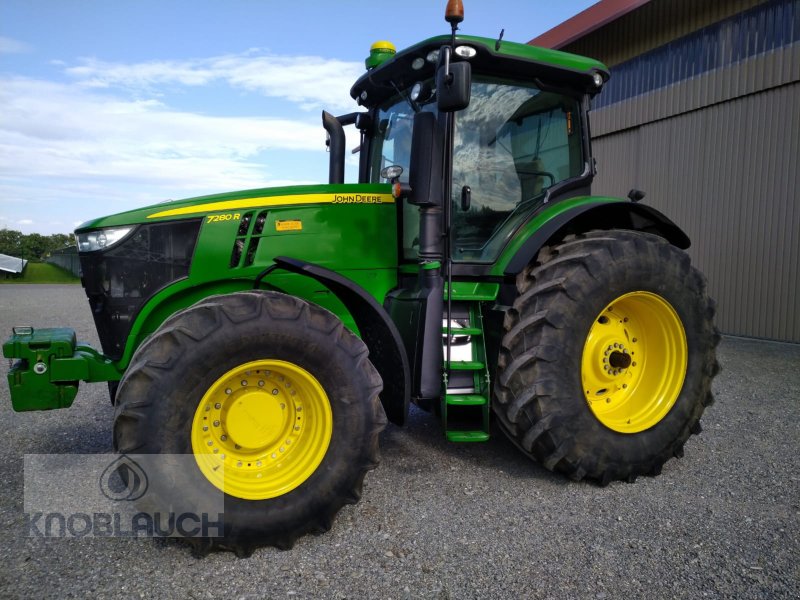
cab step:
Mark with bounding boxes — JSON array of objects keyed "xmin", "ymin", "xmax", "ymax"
[
  {"xmin": 445, "ymin": 394, "xmax": 487, "ymax": 406},
  {"xmin": 442, "ymin": 326, "xmax": 482, "ymax": 336},
  {"xmin": 446, "ymin": 430, "xmax": 491, "ymax": 443},
  {"xmin": 448, "ymin": 360, "xmax": 485, "ymax": 371}
]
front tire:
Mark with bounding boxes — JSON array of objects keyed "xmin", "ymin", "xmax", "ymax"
[
  {"xmin": 113, "ymin": 291, "xmax": 386, "ymax": 553},
  {"xmin": 494, "ymin": 230, "xmax": 719, "ymax": 484}
]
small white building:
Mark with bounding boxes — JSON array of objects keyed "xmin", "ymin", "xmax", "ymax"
[{"xmin": 0, "ymin": 253, "xmax": 28, "ymax": 277}]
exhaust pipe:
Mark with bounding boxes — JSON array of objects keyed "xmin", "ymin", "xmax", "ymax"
[{"xmin": 322, "ymin": 111, "xmax": 345, "ymax": 184}]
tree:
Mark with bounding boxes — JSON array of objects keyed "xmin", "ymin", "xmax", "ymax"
[
  {"xmin": 21, "ymin": 233, "xmax": 49, "ymax": 260},
  {"xmin": 0, "ymin": 229, "xmax": 23, "ymax": 256},
  {"xmin": 45, "ymin": 233, "xmax": 74, "ymax": 255},
  {"xmin": 0, "ymin": 229, "xmax": 75, "ymax": 260}
]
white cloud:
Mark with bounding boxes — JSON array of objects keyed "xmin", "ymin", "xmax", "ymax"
[
  {"xmin": 65, "ymin": 51, "xmax": 363, "ymax": 112},
  {"xmin": 0, "ymin": 47, "xmax": 367, "ymax": 234},
  {"xmin": 0, "ymin": 76, "xmax": 329, "ymax": 187},
  {"xmin": 0, "ymin": 36, "xmax": 32, "ymax": 54},
  {"xmin": 0, "ymin": 76, "xmax": 346, "ymax": 234}
]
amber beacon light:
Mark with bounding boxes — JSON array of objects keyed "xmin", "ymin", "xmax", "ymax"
[{"xmin": 445, "ymin": 0, "xmax": 464, "ymax": 24}]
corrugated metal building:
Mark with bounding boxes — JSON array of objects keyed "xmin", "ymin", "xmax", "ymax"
[{"xmin": 531, "ymin": 0, "xmax": 799, "ymax": 342}]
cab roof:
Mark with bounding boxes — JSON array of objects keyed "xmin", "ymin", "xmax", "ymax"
[{"xmin": 350, "ymin": 34, "xmax": 609, "ymax": 107}]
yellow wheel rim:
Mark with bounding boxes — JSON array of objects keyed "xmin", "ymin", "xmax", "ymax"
[
  {"xmin": 191, "ymin": 359, "xmax": 333, "ymax": 500},
  {"xmin": 581, "ymin": 292, "xmax": 688, "ymax": 433}
]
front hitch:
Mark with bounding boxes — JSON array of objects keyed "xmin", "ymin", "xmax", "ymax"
[{"xmin": 3, "ymin": 327, "xmax": 121, "ymax": 411}]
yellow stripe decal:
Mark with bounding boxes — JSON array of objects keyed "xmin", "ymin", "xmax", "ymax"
[{"xmin": 147, "ymin": 193, "xmax": 395, "ymax": 219}]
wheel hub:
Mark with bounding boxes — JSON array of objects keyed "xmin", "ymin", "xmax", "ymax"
[
  {"xmin": 608, "ymin": 349, "xmax": 632, "ymax": 370},
  {"xmin": 225, "ymin": 392, "xmax": 283, "ymax": 449},
  {"xmin": 191, "ymin": 360, "xmax": 332, "ymax": 500},
  {"xmin": 581, "ymin": 292, "xmax": 687, "ymax": 433}
]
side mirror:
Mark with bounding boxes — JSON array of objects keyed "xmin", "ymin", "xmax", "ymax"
[
  {"xmin": 407, "ymin": 111, "xmax": 440, "ymax": 207},
  {"xmin": 437, "ymin": 60, "xmax": 471, "ymax": 112}
]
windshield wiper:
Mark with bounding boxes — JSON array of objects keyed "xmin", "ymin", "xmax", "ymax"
[{"xmin": 389, "ymin": 80, "xmax": 420, "ymax": 113}]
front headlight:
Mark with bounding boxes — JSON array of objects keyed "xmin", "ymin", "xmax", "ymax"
[{"xmin": 77, "ymin": 226, "xmax": 135, "ymax": 252}]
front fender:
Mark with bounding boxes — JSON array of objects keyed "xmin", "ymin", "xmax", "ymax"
[{"xmin": 267, "ymin": 256, "xmax": 411, "ymax": 426}]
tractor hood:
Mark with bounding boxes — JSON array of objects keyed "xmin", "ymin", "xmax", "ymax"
[{"xmin": 75, "ymin": 183, "xmax": 393, "ymax": 233}]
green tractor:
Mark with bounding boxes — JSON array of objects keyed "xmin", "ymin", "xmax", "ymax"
[{"xmin": 4, "ymin": 3, "xmax": 718, "ymax": 554}]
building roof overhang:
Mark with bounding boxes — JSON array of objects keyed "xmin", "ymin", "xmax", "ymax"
[{"xmin": 528, "ymin": 0, "xmax": 652, "ymax": 49}]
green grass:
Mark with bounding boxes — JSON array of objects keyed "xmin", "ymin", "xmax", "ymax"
[{"xmin": 0, "ymin": 262, "xmax": 79, "ymax": 284}]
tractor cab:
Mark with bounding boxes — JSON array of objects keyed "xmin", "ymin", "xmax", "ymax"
[
  {"xmin": 367, "ymin": 65, "xmax": 592, "ymax": 264},
  {"xmin": 348, "ymin": 34, "xmax": 607, "ymax": 266}
]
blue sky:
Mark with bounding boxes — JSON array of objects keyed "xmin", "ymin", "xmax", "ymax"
[{"xmin": 1, "ymin": 0, "xmax": 596, "ymax": 234}]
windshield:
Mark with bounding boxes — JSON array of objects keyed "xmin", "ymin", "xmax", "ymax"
[
  {"xmin": 369, "ymin": 87, "xmax": 438, "ymax": 185},
  {"xmin": 451, "ymin": 76, "xmax": 585, "ymax": 262}
]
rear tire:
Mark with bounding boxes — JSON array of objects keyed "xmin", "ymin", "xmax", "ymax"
[
  {"xmin": 113, "ymin": 291, "xmax": 386, "ymax": 553},
  {"xmin": 494, "ymin": 230, "xmax": 719, "ymax": 484}
]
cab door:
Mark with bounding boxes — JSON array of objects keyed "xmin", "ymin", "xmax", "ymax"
[{"xmin": 450, "ymin": 76, "xmax": 585, "ymax": 263}]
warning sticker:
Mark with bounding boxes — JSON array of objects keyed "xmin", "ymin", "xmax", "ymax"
[{"xmin": 275, "ymin": 220, "xmax": 302, "ymax": 232}]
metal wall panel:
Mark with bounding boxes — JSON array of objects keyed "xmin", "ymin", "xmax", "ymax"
[
  {"xmin": 592, "ymin": 0, "xmax": 800, "ymax": 110},
  {"xmin": 562, "ymin": 0, "xmax": 768, "ymax": 67},
  {"xmin": 591, "ymin": 42, "xmax": 800, "ymax": 135},
  {"xmin": 591, "ymin": 81, "xmax": 800, "ymax": 341}
]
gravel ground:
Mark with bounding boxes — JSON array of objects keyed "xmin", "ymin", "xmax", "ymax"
[{"xmin": 0, "ymin": 284, "xmax": 797, "ymax": 599}]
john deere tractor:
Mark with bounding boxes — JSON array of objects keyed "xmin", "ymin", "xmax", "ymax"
[{"xmin": 4, "ymin": 2, "xmax": 718, "ymax": 554}]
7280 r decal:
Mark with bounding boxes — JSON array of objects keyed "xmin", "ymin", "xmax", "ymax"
[{"xmin": 206, "ymin": 213, "xmax": 241, "ymax": 223}]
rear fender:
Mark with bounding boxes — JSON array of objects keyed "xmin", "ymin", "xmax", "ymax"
[{"xmin": 503, "ymin": 200, "xmax": 690, "ymax": 276}]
